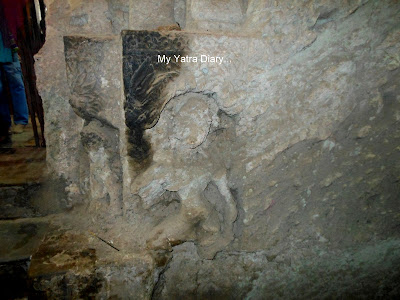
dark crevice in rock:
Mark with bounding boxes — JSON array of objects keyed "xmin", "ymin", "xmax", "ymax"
[
  {"xmin": 312, "ymin": 0, "xmax": 370, "ymax": 30},
  {"xmin": 298, "ymin": 35, "xmax": 317, "ymax": 52},
  {"xmin": 151, "ymin": 254, "xmax": 173, "ymax": 300},
  {"xmin": 348, "ymin": 0, "xmax": 371, "ymax": 16},
  {"xmin": 231, "ymin": 187, "xmax": 244, "ymax": 239},
  {"xmin": 312, "ymin": 8, "xmax": 338, "ymax": 28}
]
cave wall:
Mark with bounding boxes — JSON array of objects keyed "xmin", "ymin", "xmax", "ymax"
[{"xmin": 34, "ymin": 0, "xmax": 400, "ymax": 298}]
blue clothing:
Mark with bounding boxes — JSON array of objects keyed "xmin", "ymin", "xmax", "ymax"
[
  {"xmin": 0, "ymin": 33, "xmax": 13, "ymax": 63},
  {"xmin": 0, "ymin": 33, "xmax": 29, "ymax": 127}
]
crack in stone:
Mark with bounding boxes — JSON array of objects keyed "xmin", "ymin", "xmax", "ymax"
[{"xmin": 150, "ymin": 254, "xmax": 173, "ymax": 300}]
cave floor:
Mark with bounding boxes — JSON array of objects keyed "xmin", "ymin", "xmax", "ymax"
[
  {"xmin": 0, "ymin": 147, "xmax": 45, "ymax": 186},
  {"xmin": 0, "ymin": 120, "xmax": 49, "ymax": 298}
]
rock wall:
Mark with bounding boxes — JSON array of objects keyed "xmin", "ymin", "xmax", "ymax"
[{"xmin": 34, "ymin": 0, "xmax": 400, "ymax": 298}]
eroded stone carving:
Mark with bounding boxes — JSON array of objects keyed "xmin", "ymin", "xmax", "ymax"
[
  {"xmin": 64, "ymin": 36, "xmax": 122, "ymax": 215},
  {"xmin": 34, "ymin": 0, "xmax": 400, "ymax": 297},
  {"xmin": 123, "ymin": 30, "xmax": 187, "ymax": 164},
  {"xmin": 127, "ymin": 91, "xmax": 237, "ymax": 259}
]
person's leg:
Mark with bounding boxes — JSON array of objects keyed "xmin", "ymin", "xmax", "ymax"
[
  {"xmin": 2, "ymin": 59, "xmax": 29, "ymax": 125},
  {"xmin": 0, "ymin": 64, "xmax": 12, "ymax": 136}
]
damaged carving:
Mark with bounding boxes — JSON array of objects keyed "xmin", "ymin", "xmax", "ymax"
[
  {"xmin": 122, "ymin": 30, "xmax": 187, "ymax": 164},
  {"xmin": 64, "ymin": 36, "xmax": 123, "ymax": 215}
]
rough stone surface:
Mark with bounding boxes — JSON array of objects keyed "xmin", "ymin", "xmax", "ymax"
[
  {"xmin": 0, "ymin": 185, "xmax": 42, "ymax": 219},
  {"xmin": 155, "ymin": 240, "xmax": 400, "ymax": 299},
  {"xmin": 186, "ymin": 0, "xmax": 244, "ymax": 32},
  {"xmin": 106, "ymin": 0, "xmax": 129, "ymax": 33},
  {"xmin": 36, "ymin": 0, "xmax": 184, "ymax": 192},
  {"xmin": 28, "ymin": 230, "xmax": 155, "ymax": 299},
  {"xmin": 174, "ymin": 0, "xmax": 186, "ymax": 28},
  {"xmin": 63, "ymin": 35, "xmax": 123, "ymax": 215},
  {"xmin": 36, "ymin": 0, "xmax": 117, "ymax": 192},
  {"xmin": 34, "ymin": 0, "xmax": 400, "ymax": 298},
  {"xmin": 0, "ymin": 179, "xmax": 70, "ymax": 219},
  {"xmin": 129, "ymin": 0, "xmax": 175, "ymax": 30}
]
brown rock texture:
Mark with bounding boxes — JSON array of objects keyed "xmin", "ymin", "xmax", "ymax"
[{"xmin": 32, "ymin": 0, "xmax": 400, "ymax": 298}]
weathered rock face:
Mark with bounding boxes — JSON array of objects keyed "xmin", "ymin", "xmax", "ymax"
[
  {"xmin": 185, "ymin": 0, "xmax": 245, "ymax": 32},
  {"xmin": 34, "ymin": 0, "xmax": 400, "ymax": 298},
  {"xmin": 63, "ymin": 35, "xmax": 123, "ymax": 216},
  {"xmin": 35, "ymin": 0, "xmax": 121, "ymax": 204}
]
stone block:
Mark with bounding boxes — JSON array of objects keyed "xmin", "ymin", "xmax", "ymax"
[
  {"xmin": 63, "ymin": 35, "xmax": 123, "ymax": 215},
  {"xmin": 105, "ymin": 0, "xmax": 130, "ymax": 33},
  {"xmin": 129, "ymin": 0, "xmax": 175, "ymax": 30},
  {"xmin": 174, "ymin": 0, "xmax": 186, "ymax": 28},
  {"xmin": 33, "ymin": 0, "xmax": 400, "ymax": 297},
  {"xmin": 28, "ymin": 232, "xmax": 154, "ymax": 299},
  {"xmin": 186, "ymin": 0, "xmax": 244, "ymax": 32},
  {"xmin": 189, "ymin": 0, "xmax": 243, "ymax": 23}
]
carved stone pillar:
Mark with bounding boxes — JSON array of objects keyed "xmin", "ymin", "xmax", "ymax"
[{"xmin": 64, "ymin": 36, "xmax": 123, "ymax": 216}]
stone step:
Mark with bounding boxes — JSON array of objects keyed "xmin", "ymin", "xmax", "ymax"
[
  {"xmin": 0, "ymin": 147, "xmax": 46, "ymax": 187},
  {"xmin": 0, "ymin": 218, "xmax": 50, "ymax": 298},
  {"xmin": 0, "ymin": 147, "xmax": 69, "ymax": 220},
  {"xmin": 0, "ymin": 219, "xmax": 49, "ymax": 263},
  {"xmin": 0, "ymin": 184, "xmax": 42, "ymax": 219},
  {"xmin": 28, "ymin": 230, "xmax": 154, "ymax": 298}
]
